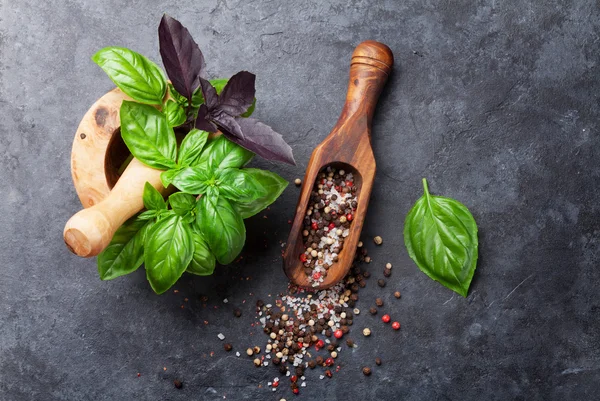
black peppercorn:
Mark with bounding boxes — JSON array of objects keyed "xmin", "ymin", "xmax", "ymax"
[
  {"xmin": 224, "ymin": 343, "xmax": 232, "ymax": 352},
  {"xmin": 173, "ymin": 379, "xmax": 183, "ymax": 389},
  {"xmin": 279, "ymin": 365, "xmax": 288, "ymax": 374},
  {"xmin": 383, "ymin": 268, "xmax": 391, "ymax": 277},
  {"xmin": 233, "ymin": 308, "xmax": 242, "ymax": 317},
  {"xmin": 346, "ymin": 338, "xmax": 355, "ymax": 347},
  {"xmin": 273, "ymin": 357, "xmax": 281, "ymax": 365},
  {"xmin": 358, "ymin": 280, "xmax": 366, "ymax": 288},
  {"xmin": 375, "ymin": 357, "xmax": 382, "ymax": 366},
  {"xmin": 363, "ymin": 271, "xmax": 370, "ymax": 278},
  {"xmin": 375, "ymin": 298, "xmax": 384, "ymax": 307},
  {"xmin": 256, "ymin": 300, "xmax": 264, "ymax": 308},
  {"xmin": 308, "ymin": 360, "xmax": 317, "ymax": 369},
  {"xmin": 369, "ymin": 307, "xmax": 377, "ymax": 315},
  {"xmin": 362, "ymin": 367, "xmax": 372, "ymax": 376},
  {"xmin": 377, "ymin": 279, "xmax": 386, "ymax": 288}
]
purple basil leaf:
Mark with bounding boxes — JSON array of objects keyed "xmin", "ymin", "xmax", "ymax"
[
  {"xmin": 213, "ymin": 111, "xmax": 244, "ymax": 139},
  {"xmin": 158, "ymin": 14, "xmax": 206, "ymax": 100},
  {"xmin": 195, "ymin": 105, "xmax": 218, "ymax": 132},
  {"xmin": 218, "ymin": 71, "xmax": 256, "ymax": 116},
  {"xmin": 199, "ymin": 77, "xmax": 219, "ymax": 109},
  {"xmin": 223, "ymin": 118, "xmax": 296, "ymax": 165}
]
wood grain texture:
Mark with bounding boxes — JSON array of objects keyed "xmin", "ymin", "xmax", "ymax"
[
  {"xmin": 283, "ymin": 40, "xmax": 393, "ymax": 289},
  {"xmin": 65, "ymin": 88, "xmax": 167, "ymax": 257}
]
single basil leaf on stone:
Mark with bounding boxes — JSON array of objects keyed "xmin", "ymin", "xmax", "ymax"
[
  {"xmin": 231, "ymin": 169, "xmax": 288, "ymax": 219},
  {"xmin": 403, "ymin": 178, "xmax": 479, "ymax": 297},
  {"xmin": 144, "ymin": 213, "xmax": 194, "ymax": 294},
  {"xmin": 120, "ymin": 101, "xmax": 177, "ymax": 169},
  {"xmin": 218, "ymin": 71, "xmax": 255, "ymax": 116},
  {"xmin": 195, "ymin": 135, "xmax": 254, "ymax": 171},
  {"xmin": 178, "ymin": 129, "xmax": 208, "ymax": 167},
  {"xmin": 196, "ymin": 195, "xmax": 245, "ymax": 265},
  {"xmin": 143, "ymin": 182, "xmax": 166, "ymax": 210},
  {"xmin": 158, "ymin": 14, "xmax": 205, "ymax": 100},
  {"xmin": 217, "ymin": 168, "xmax": 268, "ymax": 203},
  {"xmin": 169, "ymin": 192, "xmax": 196, "ymax": 216},
  {"xmin": 92, "ymin": 47, "xmax": 166, "ymax": 105},
  {"xmin": 170, "ymin": 166, "xmax": 211, "ymax": 195},
  {"xmin": 186, "ymin": 231, "xmax": 216, "ymax": 276},
  {"xmin": 223, "ymin": 117, "xmax": 295, "ymax": 165},
  {"xmin": 98, "ymin": 216, "xmax": 154, "ymax": 280},
  {"xmin": 164, "ymin": 99, "xmax": 187, "ymax": 127}
]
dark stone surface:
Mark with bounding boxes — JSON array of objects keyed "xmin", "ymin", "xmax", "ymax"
[{"xmin": 1, "ymin": 0, "xmax": 599, "ymax": 400}]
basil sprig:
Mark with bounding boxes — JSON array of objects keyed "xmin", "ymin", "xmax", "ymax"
[
  {"xmin": 93, "ymin": 15, "xmax": 294, "ymax": 294},
  {"xmin": 404, "ymin": 179, "xmax": 479, "ymax": 297}
]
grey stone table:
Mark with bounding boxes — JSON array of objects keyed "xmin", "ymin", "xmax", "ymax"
[{"xmin": 1, "ymin": 1, "xmax": 598, "ymax": 400}]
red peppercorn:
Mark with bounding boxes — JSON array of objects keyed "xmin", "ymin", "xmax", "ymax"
[
  {"xmin": 299, "ymin": 253, "xmax": 307, "ymax": 262},
  {"xmin": 346, "ymin": 213, "xmax": 353, "ymax": 221},
  {"xmin": 392, "ymin": 321, "xmax": 401, "ymax": 330},
  {"xmin": 328, "ymin": 223, "xmax": 335, "ymax": 230},
  {"xmin": 311, "ymin": 222, "xmax": 318, "ymax": 230},
  {"xmin": 293, "ymin": 388, "xmax": 300, "ymax": 395},
  {"xmin": 382, "ymin": 314, "xmax": 391, "ymax": 323},
  {"xmin": 346, "ymin": 180, "xmax": 353, "ymax": 187},
  {"xmin": 312, "ymin": 272, "xmax": 321, "ymax": 280},
  {"xmin": 316, "ymin": 339, "xmax": 324, "ymax": 348},
  {"xmin": 325, "ymin": 357, "xmax": 334, "ymax": 366},
  {"xmin": 291, "ymin": 375, "xmax": 298, "ymax": 383},
  {"xmin": 272, "ymin": 381, "xmax": 279, "ymax": 388},
  {"xmin": 334, "ymin": 329, "xmax": 343, "ymax": 339}
]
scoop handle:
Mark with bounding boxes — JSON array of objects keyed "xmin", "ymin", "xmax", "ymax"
[
  {"xmin": 63, "ymin": 158, "xmax": 165, "ymax": 257},
  {"xmin": 339, "ymin": 40, "xmax": 394, "ymax": 128}
]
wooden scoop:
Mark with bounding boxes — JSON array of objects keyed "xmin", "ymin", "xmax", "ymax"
[
  {"xmin": 64, "ymin": 88, "xmax": 167, "ymax": 257},
  {"xmin": 283, "ymin": 40, "xmax": 393, "ymax": 289}
]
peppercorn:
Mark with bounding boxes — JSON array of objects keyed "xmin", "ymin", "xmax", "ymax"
[
  {"xmin": 364, "ymin": 256, "xmax": 371, "ymax": 263},
  {"xmin": 295, "ymin": 366, "xmax": 304, "ymax": 376},
  {"xmin": 325, "ymin": 369, "xmax": 333, "ymax": 378},
  {"xmin": 294, "ymin": 178, "xmax": 302, "ymax": 186},
  {"xmin": 375, "ymin": 357, "xmax": 382, "ymax": 366},
  {"xmin": 392, "ymin": 321, "xmax": 401, "ymax": 330},
  {"xmin": 386, "ymin": 263, "xmax": 392, "ymax": 269},
  {"xmin": 273, "ymin": 357, "xmax": 281, "ymax": 365},
  {"xmin": 375, "ymin": 298, "xmax": 384, "ymax": 307},
  {"xmin": 279, "ymin": 365, "xmax": 288, "ymax": 374},
  {"xmin": 316, "ymin": 356, "xmax": 324, "ymax": 365},
  {"xmin": 246, "ymin": 348, "xmax": 254, "ymax": 356},
  {"xmin": 358, "ymin": 280, "xmax": 366, "ymax": 288},
  {"xmin": 334, "ymin": 329, "xmax": 343, "ymax": 339},
  {"xmin": 363, "ymin": 271, "xmax": 371, "ymax": 278},
  {"xmin": 253, "ymin": 346, "xmax": 261, "ymax": 354},
  {"xmin": 369, "ymin": 307, "xmax": 377, "ymax": 315},
  {"xmin": 363, "ymin": 328, "xmax": 371, "ymax": 336},
  {"xmin": 377, "ymin": 279, "xmax": 386, "ymax": 287},
  {"xmin": 382, "ymin": 314, "xmax": 391, "ymax": 323},
  {"xmin": 327, "ymin": 344, "xmax": 335, "ymax": 352},
  {"xmin": 173, "ymin": 379, "xmax": 183, "ymax": 389},
  {"xmin": 233, "ymin": 308, "xmax": 242, "ymax": 317},
  {"xmin": 383, "ymin": 268, "xmax": 391, "ymax": 277},
  {"xmin": 293, "ymin": 388, "xmax": 300, "ymax": 395},
  {"xmin": 373, "ymin": 236, "xmax": 383, "ymax": 245},
  {"xmin": 362, "ymin": 367, "xmax": 372, "ymax": 376},
  {"xmin": 253, "ymin": 358, "xmax": 261, "ymax": 367},
  {"xmin": 346, "ymin": 338, "xmax": 355, "ymax": 347},
  {"xmin": 394, "ymin": 291, "xmax": 401, "ymax": 299},
  {"xmin": 224, "ymin": 343, "xmax": 232, "ymax": 352},
  {"xmin": 308, "ymin": 360, "xmax": 317, "ymax": 369}
]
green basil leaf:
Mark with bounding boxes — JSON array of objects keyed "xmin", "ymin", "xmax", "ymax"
[
  {"xmin": 196, "ymin": 195, "xmax": 245, "ymax": 265},
  {"xmin": 186, "ymin": 231, "xmax": 216, "ymax": 276},
  {"xmin": 160, "ymin": 168, "xmax": 180, "ymax": 187},
  {"xmin": 231, "ymin": 169, "xmax": 288, "ymax": 218},
  {"xmin": 196, "ymin": 135, "xmax": 254, "ymax": 171},
  {"xmin": 120, "ymin": 101, "xmax": 178, "ymax": 169},
  {"xmin": 92, "ymin": 47, "xmax": 166, "ymax": 105},
  {"xmin": 168, "ymin": 83, "xmax": 188, "ymax": 106},
  {"xmin": 240, "ymin": 98, "xmax": 256, "ymax": 118},
  {"xmin": 178, "ymin": 129, "xmax": 209, "ymax": 167},
  {"xmin": 144, "ymin": 214, "xmax": 194, "ymax": 294},
  {"xmin": 143, "ymin": 182, "xmax": 166, "ymax": 210},
  {"xmin": 164, "ymin": 99, "xmax": 186, "ymax": 127},
  {"xmin": 169, "ymin": 192, "xmax": 196, "ymax": 216},
  {"xmin": 98, "ymin": 216, "xmax": 153, "ymax": 280},
  {"xmin": 217, "ymin": 168, "xmax": 268, "ymax": 203},
  {"xmin": 138, "ymin": 210, "xmax": 159, "ymax": 220},
  {"xmin": 403, "ymin": 178, "xmax": 479, "ymax": 297},
  {"xmin": 170, "ymin": 166, "xmax": 211, "ymax": 194}
]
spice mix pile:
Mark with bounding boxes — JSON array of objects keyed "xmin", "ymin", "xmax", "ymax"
[{"xmin": 300, "ymin": 166, "xmax": 358, "ymax": 287}]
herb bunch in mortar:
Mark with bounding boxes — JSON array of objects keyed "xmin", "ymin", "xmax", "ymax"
[{"xmin": 93, "ymin": 14, "xmax": 295, "ymax": 294}]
